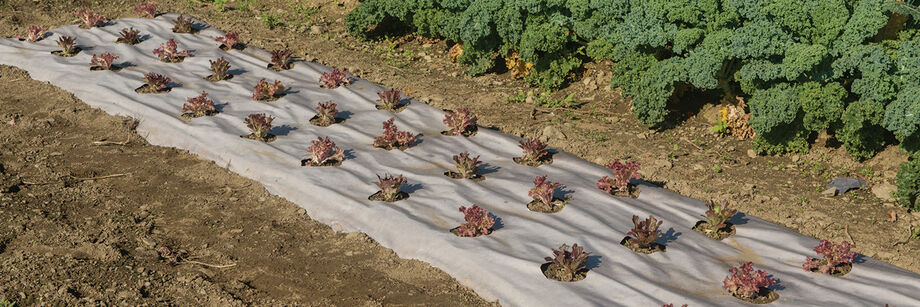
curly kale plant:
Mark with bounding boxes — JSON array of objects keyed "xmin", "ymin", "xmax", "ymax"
[
  {"xmin": 455, "ymin": 205, "xmax": 494, "ymax": 237},
  {"xmin": 896, "ymin": 160, "xmax": 920, "ymax": 210}
]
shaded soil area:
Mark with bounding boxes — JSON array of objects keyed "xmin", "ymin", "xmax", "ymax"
[
  {"xmin": 0, "ymin": 65, "xmax": 493, "ymax": 306},
  {"xmin": 0, "ymin": 2, "xmax": 919, "ymax": 305}
]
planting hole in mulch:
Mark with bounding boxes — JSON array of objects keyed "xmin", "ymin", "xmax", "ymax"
[
  {"xmin": 301, "ymin": 159, "xmax": 343, "ymax": 167},
  {"xmin": 527, "ymin": 198, "xmax": 566, "ymax": 213},
  {"xmin": 159, "ymin": 56, "xmax": 187, "ymax": 64},
  {"xmin": 605, "ymin": 185, "xmax": 640, "ymax": 198},
  {"xmin": 449, "ymin": 227, "xmax": 493, "ymax": 237},
  {"xmin": 90, "ymin": 65, "xmax": 123, "ymax": 72},
  {"xmin": 309, "ymin": 115, "xmax": 345, "ymax": 127},
  {"xmin": 368, "ymin": 191, "xmax": 410, "ymax": 202},
  {"xmin": 255, "ymin": 93, "xmax": 286, "ymax": 102},
  {"xmin": 692, "ymin": 221, "xmax": 736, "ymax": 241},
  {"xmin": 619, "ymin": 236, "xmax": 666, "ymax": 254},
  {"xmin": 204, "ymin": 73, "xmax": 234, "ymax": 82},
  {"xmin": 51, "ymin": 48, "xmax": 81, "ymax": 57},
  {"xmin": 267, "ymin": 63, "xmax": 295, "ymax": 71},
  {"xmin": 373, "ymin": 143, "xmax": 411, "ymax": 151},
  {"xmin": 180, "ymin": 111, "xmax": 218, "ymax": 121},
  {"xmin": 441, "ymin": 125, "xmax": 478, "ymax": 137},
  {"xmin": 240, "ymin": 133, "xmax": 276, "ymax": 143},
  {"xmin": 804, "ymin": 258, "xmax": 853, "ymax": 277},
  {"xmin": 219, "ymin": 44, "xmax": 245, "ymax": 51},
  {"xmin": 444, "ymin": 171, "xmax": 484, "ymax": 182},
  {"xmin": 540, "ymin": 262, "xmax": 587, "ymax": 282},
  {"xmin": 513, "ymin": 153, "xmax": 554, "ymax": 167},
  {"xmin": 134, "ymin": 84, "xmax": 171, "ymax": 94},
  {"xmin": 733, "ymin": 287, "xmax": 779, "ymax": 304},
  {"xmin": 376, "ymin": 102, "xmax": 409, "ymax": 113}
]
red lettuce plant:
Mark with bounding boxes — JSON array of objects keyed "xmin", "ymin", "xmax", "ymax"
[
  {"xmin": 56, "ymin": 36, "xmax": 78, "ymax": 56},
  {"xmin": 116, "ymin": 28, "xmax": 141, "ymax": 44},
  {"xmin": 529, "ymin": 175, "xmax": 562, "ymax": 206},
  {"xmin": 450, "ymin": 152, "xmax": 482, "ymax": 179},
  {"xmin": 172, "ymin": 14, "xmax": 195, "ymax": 33},
  {"xmin": 373, "ymin": 174, "xmax": 407, "ymax": 202},
  {"xmin": 802, "ymin": 240, "xmax": 856, "ymax": 275},
  {"xmin": 74, "ymin": 9, "xmax": 106, "ymax": 28},
  {"xmin": 208, "ymin": 57, "xmax": 231, "ymax": 81},
  {"xmin": 626, "ymin": 215, "xmax": 663, "ymax": 249},
  {"xmin": 516, "ymin": 138, "xmax": 549, "ymax": 165},
  {"xmin": 181, "ymin": 91, "xmax": 216, "ymax": 118},
  {"xmin": 373, "ymin": 118, "xmax": 416, "ymax": 150},
  {"xmin": 455, "ymin": 205, "xmax": 495, "ymax": 237},
  {"xmin": 723, "ymin": 262, "xmax": 777, "ymax": 301},
  {"xmin": 17, "ymin": 25, "xmax": 45, "ymax": 42},
  {"xmin": 543, "ymin": 243, "xmax": 589, "ymax": 282},
  {"xmin": 215, "ymin": 32, "xmax": 239, "ymax": 50},
  {"xmin": 152, "ymin": 39, "xmax": 190, "ymax": 63},
  {"xmin": 90, "ymin": 52, "xmax": 119, "ymax": 70},
  {"xmin": 243, "ymin": 113, "xmax": 274, "ymax": 141},
  {"xmin": 270, "ymin": 49, "xmax": 294, "ymax": 70},
  {"xmin": 319, "ymin": 68, "xmax": 350, "ymax": 88},
  {"xmin": 377, "ymin": 89, "xmax": 402, "ymax": 111},
  {"xmin": 443, "ymin": 108, "xmax": 477, "ymax": 136},
  {"xmin": 304, "ymin": 136, "xmax": 345, "ymax": 166},
  {"xmin": 312, "ymin": 101, "xmax": 339, "ymax": 126},
  {"xmin": 252, "ymin": 79, "xmax": 285, "ymax": 101},
  {"xmin": 700, "ymin": 201, "xmax": 737, "ymax": 234},
  {"xmin": 597, "ymin": 159, "xmax": 641, "ymax": 194},
  {"xmin": 133, "ymin": 1, "xmax": 156, "ymax": 18},
  {"xmin": 143, "ymin": 73, "xmax": 171, "ymax": 91}
]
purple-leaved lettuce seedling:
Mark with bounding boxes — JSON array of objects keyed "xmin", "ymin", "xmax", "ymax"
[
  {"xmin": 319, "ymin": 68, "xmax": 350, "ymax": 88},
  {"xmin": 270, "ymin": 49, "xmax": 294, "ymax": 70},
  {"xmin": 90, "ymin": 52, "xmax": 119, "ymax": 70},
  {"xmin": 74, "ymin": 9, "xmax": 106, "ymax": 28},
  {"xmin": 723, "ymin": 262, "xmax": 778, "ymax": 302},
  {"xmin": 516, "ymin": 138, "xmax": 551, "ymax": 166},
  {"xmin": 152, "ymin": 39, "xmax": 190, "ymax": 63},
  {"xmin": 215, "ymin": 32, "xmax": 239, "ymax": 50},
  {"xmin": 373, "ymin": 174, "xmax": 407, "ymax": 202},
  {"xmin": 133, "ymin": 2, "xmax": 156, "ymax": 18},
  {"xmin": 451, "ymin": 152, "xmax": 482, "ymax": 179},
  {"xmin": 304, "ymin": 136, "xmax": 345, "ymax": 166},
  {"xmin": 373, "ymin": 118, "xmax": 416, "ymax": 150},
  {"xmin": 252, "ymin": 79, "xmax": 285, "ymax": 101},
  {"xmin": 543, "ymin": 243, "xmax": 589, "ymax": 282},
  {"xmin": 18, "ymin": 25, "xmax": 45, "ymax": 42},
  {"xmin": 55, "ymin": 36, "xmax": 78, "ymax": 56},
  {"xmin": 142, "ymin": 73, "xmax": 170, "ymax": 91},
  {"xmin": 116, "ymin": 28, "xmax": 141, "ymax": 44},
  {"xmin": 802, "ymin": 240, "xmax": 856, "ymax": 276},
  {"xmin": 443, "ymin": 108, "xmax": 477, "ymax": 136},
  {"xmin": 455, "ymin": 205, "xmax": 494, "ymax": 237},
  {"xmin": 529, "ymin": 175, "xmax": 562, "ymax": 207},
  {"xmin": 181, "ymin": 91, "xmax": 217, "ymax": 118},
  {"xmin": 597, "ymin": 159, "xmax": 641, "ymax": 195},
  {"xmin": 243, "ymin": 113, "xmax": 274, "ymax": 142},
  {"xmin": 208, "ymin": 57, "xmax": 231, "ymax": 81},
  {"xmin": 377, "ymin": 89, "xmax": 402, "ymax": 111},
  {"xmin": 312, "ymin": 101, "xmax": 339, "ymax": 126},
  {"xmin": 626, "ymin": 215, "xmax": 663, "ymax": 249},
  {"xmin": 172, "ymin": 14, "xmax": 195, "ymax": 33}
]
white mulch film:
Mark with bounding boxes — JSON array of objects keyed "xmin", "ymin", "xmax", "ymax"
[{"xmin": 2, "ymin": 14, "xmax": 919, "ymax": 306}]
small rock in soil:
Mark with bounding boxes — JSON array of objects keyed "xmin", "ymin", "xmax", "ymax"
[
  {"xmin": 872, "ymin": 183, "xmax": 897, "ymax": 201},
  {"xmin": 541, "ymin": 126, "xmax": 566, "ymax": 141},
  {"xmin": 310, "ymin": 25, "xmax": 325, "ymax": 35},
  {"xmin": 747, "ymin": 149, "xmax": 757, "ymax": 159},
  {"xmin": 821, "ymin": 187, "xmax": 838, "ymax": 197},
  {"xmin": 826, "ymin": 177, "xmax": 866, "ymax": 195}
]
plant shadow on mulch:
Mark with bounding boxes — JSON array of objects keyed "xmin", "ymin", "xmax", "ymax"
[
  {"xmin": 728, "ymin": 212, "xmax": 751, "ymax": 226},
  {"xmin": 270, "ymin": 125, "xmax": 297, "ymax": 137},
  {"xmin": 478, "ymin": 163, "xmax": 500, "ymax": 176},
  {"xmin": 402, "ymin": 182, "xmax": 423, "ymax": 194}
]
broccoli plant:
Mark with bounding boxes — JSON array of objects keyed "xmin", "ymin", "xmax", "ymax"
[
  {"xmin": 90, "ymin": 52, "xmax": 119, "ymax": 71},
  {"xmin": 181, "ymin": 91, "xmax": 217, "ymax": 118},
  {"xmin": 372, "ymin": 118, "xmax": 416, "ymax": 150},
  {"xmin": 453, "ymin": 205, "xmax": 495, "ymax": 237},
  {"xmin": 694, "ymin": 201, "xmax": 738, "ymax": 240},
  {"xmin": 376, "ymin": 89, "xmax": 404, "ymax": 112},
  {"xmin": 446, "ymin": 152, "xmax": 482, "ymax": 180},
  {"xmin": 723, "ymin": 262, "xmax": 778, "ymax": 303},
  {"xmin": 802, "ymin": 240, "xmax": 857, "ymax": 276},
  {"xmin": 252, "ymin": 79, "xmax": 285, "ymax": 101},
  {"xmin": 137, "ymin": 72, "xmax": 171, "ymax": 93},
  {"xmin": 172, "ymin": 14, "xmax": 195, "ymax": 33},
  {"xmin": 319, "ymin": 68, "xmax": 351, "ymax": 89},
  {"xmin": 206, "ymin": 57, "xmax": 231, "ymax": 81},
  {"xmin": 53, "ymin": 36, "xmax": 79, "ymax": 57},
  {"xmin": 17, "ymin": 25, "xmax": 45, "ymax": 42},
  {"xmin": 269, "ymin": 49, "xmax": 294, "ymax": 70},
  {"xmin": 515, "ymin": 138, "xmax": 551, "ymax": 166},
  {"xmin": 242, "ymin": 113, "xmax": 275, "ymax": 142},
  {"xmin": 215, "ymin": 32, "xmax": 240, "ymax": 50},
  {"xmin": 310, "ymin": 101, "xmax": 341, "ymax": 126},
  {"xmin": 542, "ymin": 243, "xmax": 590, "ymax": 282},
  {"xmin": 74, "ymin": 9, "xmax": 106, "ymax": 28},
  {"xmin": 116, "ymin": 28, "xmax": 141, "ymax": 44},
  {"xmin": 527, "ymin": 175, "xmax": 564, "ymax": 213},
  {"xmin": 623, "ymin": 215, "xmax": 664, "ymax": 253},
  {"xmin": 597, "ymin": 160, "xmax": 641, "ymax": 196},
  {"xmin": 152, "ymin": 39, "xmax": 190, "ymax": 63},
  {"xmin": 370, "ymin": 174, "xmax": 408, "ymax": 202},
  {"xmin": 442, "ymin": 108, "xmax": 478, "ymax": 136},
  {"xmin": 133, "ymin": 1, "xmax": 156, "ymax": 18},
  {"xmin": 303, "ymin": 136, "xmax": 346, "ymax": 166}
]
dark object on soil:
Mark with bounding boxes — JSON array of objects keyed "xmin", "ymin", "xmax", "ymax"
[
  {"xmin": 444, "ymin": 171, "xmax": 484, "ymax": 181},
  {"xmin": 825, "ymin": 177, "xmax": 866, "ymax": 196},
  {"xmin": 513, "ymin": 153, "xmax": 553, "ymax": 167},
  {"xmin": 693, "ymin": 221, "xmax": 736, "ymax": 240},
  {"xmin": 368, "ymin": 191, "xmax": 409, "ymax": 202},
  {"xmin": 619, "ymin": 236, "xmax": 666, "ymax": 254}
]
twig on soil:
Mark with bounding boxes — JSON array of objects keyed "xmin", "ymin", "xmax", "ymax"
[
  {"xmin": 182, "ymin": 259, "xmax": 237, "ymax": 268},
  {"xmin": 70, "ymin": 173, "xmax": 131, "ymax": 181},
  {"xmin": 893, "ymin": 225, "xmax": 914, "ymax": 247},
  {"xmin": 845, "ymin": 225, "xmax": 855, "ymax": 247},
  {"xmin": 684, "ymin": 139, "xmax": 704, "ymax": 151},
  {"xmin": 93, "ymin": 139, "xmax": 130, "ymax": 146}
]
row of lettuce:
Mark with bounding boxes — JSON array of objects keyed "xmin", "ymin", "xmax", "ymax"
[{"xmin": 345, "ymin": 0, "xmax": 920, "ymax": 210}]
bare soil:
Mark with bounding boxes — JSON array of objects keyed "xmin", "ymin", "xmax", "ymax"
[{"xmin": 1, "ymin": 0, "xmax": 919, "ymax": 303}]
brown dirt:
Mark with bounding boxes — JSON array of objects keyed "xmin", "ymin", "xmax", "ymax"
[
  {"xmin": 1, "ymin": 0, "xmax": 919, "ymax": 302},
  {"xmin": 693, "ymin": 221, "xmax": 737, "ymax": 241},
  {"xmin": 0, "ymin": 64, "xmax": 493, "ymax": 305},
  {"xmin": 540, "ymin": 263, "xmax": 587, "ymax": 282},
  {"xmin": 619, "ymin": 237, "xmax": 667, "ymax": 254},
  {"xmin": 526, "ymin": 199, "xmax": 565, "ymax": 214}
]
